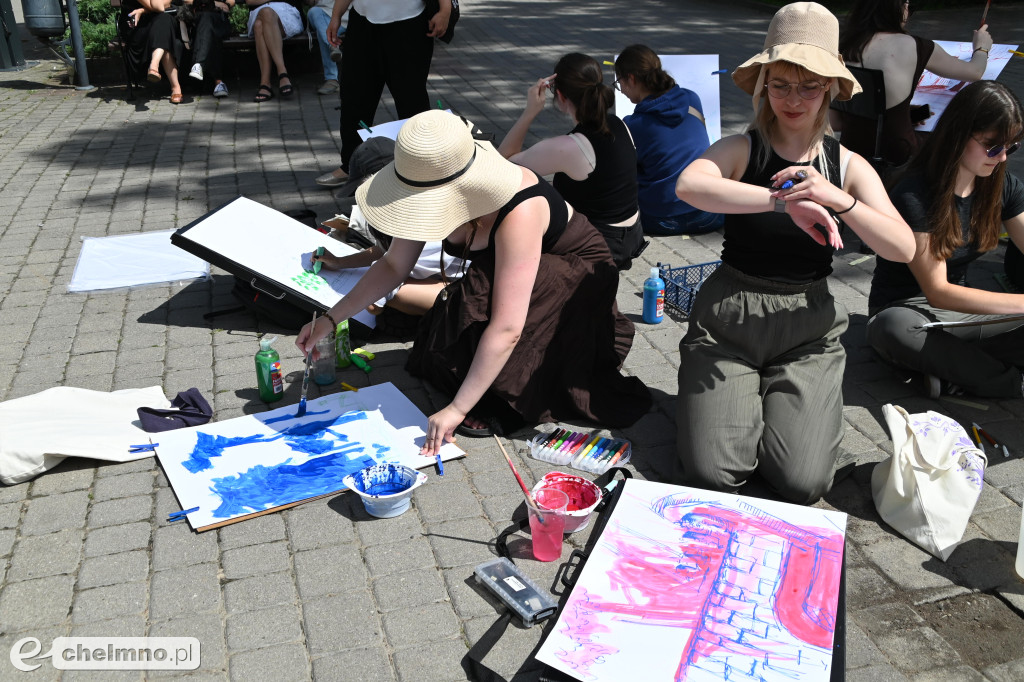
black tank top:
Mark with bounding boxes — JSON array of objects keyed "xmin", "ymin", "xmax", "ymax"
[
  {"xmin": 442, "ymin": 176, "xmax": 569, "ymax": 258},
  {"xmin": 552, "ymin": 114, "xmax": 638, "ymax": 226},
  {"xmin": 722, "ymin": 131, "xmax": 841, "ymax": 283}
]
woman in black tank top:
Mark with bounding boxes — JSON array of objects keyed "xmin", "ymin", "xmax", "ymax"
[{"xmin": 672, "ymin": 2, "xmax": 915, "ymax": 505}]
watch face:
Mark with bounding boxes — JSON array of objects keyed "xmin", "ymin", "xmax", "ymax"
[{"xmin": 775, "ymin": 198, "xmax": 787, "ymax": 213}]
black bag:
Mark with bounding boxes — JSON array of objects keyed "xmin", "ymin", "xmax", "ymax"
[{"xmin": 425, "ymin": 0, "xmax": 459, "ymax": 43}]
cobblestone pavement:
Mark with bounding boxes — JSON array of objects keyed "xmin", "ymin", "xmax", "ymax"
[{"xmin": 2, "ymin": 1, "xmax": 1024, "ymax": 680}]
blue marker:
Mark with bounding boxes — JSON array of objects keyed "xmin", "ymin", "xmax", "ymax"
[
  {"xmin": 711, "ymin": 69, "xmax": 728, "ymax": 75},
  {"xmin": 435, "ymin": 453, "xmax": 444, "ymax": 476}
]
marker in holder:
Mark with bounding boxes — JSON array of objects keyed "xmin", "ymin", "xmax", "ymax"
[{"xmin": 528, "ymin": 430, "xmax": 631, "ymax": 475}]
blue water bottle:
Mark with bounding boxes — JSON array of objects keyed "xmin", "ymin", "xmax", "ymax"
[{"xmin": 642, "ymin": 267, "xmax": 665, "ymax": 324}]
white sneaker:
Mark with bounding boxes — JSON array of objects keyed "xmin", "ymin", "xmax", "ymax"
[
  {"xmin": 189, "ymin": 63, "xmax": 204, "ymax": 81},
  {"xmin": 213, "ymin": 82, "xmax": 228, "ymax": 98}
]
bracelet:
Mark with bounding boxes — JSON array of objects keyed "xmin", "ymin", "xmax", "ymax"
[
  {"xmin": 973, "ymin": 47, "xmax": 989, "ymax": 55},
  {"xmin": 322, "ymin": 310, "xmax": 339, "ymax": 329},
  {"xmin": 833, "ymin": 196, "xmax": 857, "ymax": 216}
]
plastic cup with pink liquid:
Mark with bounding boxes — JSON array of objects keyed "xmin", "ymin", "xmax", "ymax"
[{"xmin": 528, "ymin": 488, "xmax": 569, "ymax": 562}]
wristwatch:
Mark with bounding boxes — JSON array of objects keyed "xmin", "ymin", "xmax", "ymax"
[{"xmin": 774, "ymin": 197, "xmax": 788, "ymax": 214}]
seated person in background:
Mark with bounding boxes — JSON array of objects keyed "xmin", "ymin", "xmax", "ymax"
[
  {"xmin": 614, "ymin": 44, "xmax": 723, "ymax": 236},
  {"xmin": 246, "ymin": 0, "xmax": 303, "ymax": 102},
  {"xmin": 185, "ymin": 0, "xmax": 233, "ymax": 98},
  {"xmin": 306, "ymin": 0, "xmax": 348, "ymax": 95},
  {"xmin": 498, "ymin": 53, "xmax": 647, "ymax": 271},
  {"xmin": 867, "ymin": 81, "xmax": 1024, "ymax": 399},
  {"xmin": 123, "ymin": 0, "xmax": 185, "ymax": 103},
  {"xmin": 297, "ymin": 111, "xmax": 651, "ymax": 445},
  {"xmin": 837, "ymin": 0, "xmax": 993, "ymax": 168},
  {"xmin": 674, "ymin": 2, "xmax": 915, "ymax": 505}
]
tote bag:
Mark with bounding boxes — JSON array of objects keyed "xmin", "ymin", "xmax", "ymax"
[{"xmin": 871, "ymin": 403, "xmax": 986, "ymax": 561}]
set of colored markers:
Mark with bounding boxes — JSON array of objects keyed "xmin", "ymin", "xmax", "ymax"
[{"xmin": 528, "ymin": 430, "xmax": 632, "ymax": 474}]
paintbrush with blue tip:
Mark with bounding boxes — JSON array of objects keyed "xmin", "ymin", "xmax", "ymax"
[{"xmin": 296, "ymin": 311, "xmax": 317, "ymax": 417}]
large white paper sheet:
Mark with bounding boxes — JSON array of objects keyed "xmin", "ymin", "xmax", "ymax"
[
  {"xmin": 69, "ymin": 230, "xmax": 209, "ymax": 292},
  {"xmin": 911, "ymin": 42, "xmax": 1018, "ymax": 132},
  {"xmin": 175, "ymin": 197, "xmax": 376, "ymax": 328},
  {"xmin": 615, "ymin": 54, "xmax": 723, "ymax": 143},
  {"xmin": 155, "ymin": 383, "xmax": 464, "ymax": 531},
  {"xmin": 536, "ymin": 479, "xmax": 847, "ymax": 681},
  {"xmin": 356, "ymin": 110, "xmax": 452, "ymax": 141}
]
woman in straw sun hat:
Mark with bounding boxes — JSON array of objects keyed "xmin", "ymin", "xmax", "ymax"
[
  {"xmin": 297, "ymin": 110, "xmax": 651, "ymax": 454},
  {"xmin": 673, "ymin": 2, "xmax": 915, "ymax": 504}
]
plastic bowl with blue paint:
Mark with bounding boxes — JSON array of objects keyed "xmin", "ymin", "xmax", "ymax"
[{"xmin": 343, "ymin": 463, "xmax": 427, "ymax": 518}]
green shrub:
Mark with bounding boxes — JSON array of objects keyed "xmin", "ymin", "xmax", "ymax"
[
  {"xmin": 75, "ymin": 0, "xmax": 117, "ymax": 24},
  {"xmin": 230, "ymin": 5, "xmax": 249, "ymax": 36}
]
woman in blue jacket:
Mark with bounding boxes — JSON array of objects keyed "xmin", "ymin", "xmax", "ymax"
[{"xmin": 615, "ymin": 45, "xmax": 723, "ymax": 235}]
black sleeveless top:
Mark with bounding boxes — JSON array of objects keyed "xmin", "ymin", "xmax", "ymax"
[
  {"xmin": 722, "ymin": 131, "xmax": 841, "ymax": 283},
  {"xmin": 442, "ymin": 177, "xmax": 569, "ymax": 258},
  {"xmin": 552, "ymin": 114, "xmax": 638, "ymax": 226}
]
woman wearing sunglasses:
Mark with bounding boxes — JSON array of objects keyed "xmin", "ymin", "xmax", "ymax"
[
  {"xmin": 867, "ymin": 81, "xmax": 1024, "ymax": 399},
  {"xmin": 673, "ymin": 3, "xmax": 915, "ymax": 505}
]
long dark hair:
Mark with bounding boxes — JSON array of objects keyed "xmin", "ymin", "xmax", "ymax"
[
  {"xmin": 553, "ymin": 53, "xmax": 615, "ymax": 135},
  {"xmin": 614, "ymin": 44, "xmax": 675, "ymax": 99},
  {"xmin": 838, "ymin": 0, "xmax": 906, "ymax": 63},
  {"xmin": 910, "ymin": 81, "xmax": 1023, "ymax": 260}
]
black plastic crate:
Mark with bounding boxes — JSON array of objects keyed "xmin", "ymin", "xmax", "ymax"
[{"xmin": 658, "ymin": 261, "xmax": 722, "ymax": 315}]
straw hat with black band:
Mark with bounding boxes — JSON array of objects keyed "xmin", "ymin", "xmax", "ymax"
[
  {"xmin": 355, "ymin": 110, "xmax": 523, "ymax": 242},
  {"xmin": 731, "ymin": 2, "xmax": 862, "ymax": 112}
]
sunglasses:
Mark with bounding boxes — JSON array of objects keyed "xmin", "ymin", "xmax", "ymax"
[
  {"xmin": 973, "ymin": 137, "xmax": 1021, "ymax": 158},
  {"xmin": 764, "ymin": 79, "xmax": 828, "ymax": 100}
]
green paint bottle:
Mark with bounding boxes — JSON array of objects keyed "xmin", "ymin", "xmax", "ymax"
[
  {"xmin": 335, "ymin": 319, "xmax": 352, "ymax": 368},
  {"xmin": 255, "ymin": 336, "xmax": 284, "ymax": 402}
]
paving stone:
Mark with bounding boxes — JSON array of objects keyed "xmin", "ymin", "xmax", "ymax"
[
  {"xmin": 223, "ymin": 572, "xmax": 298, "ymax": 614},
  {"xmin": 0, "ymin": 481, "xmax": 28, "ymax": 504},
  {"xmin": 87, "ymin": 495, "xmax": 153, "ymax": 528},
  {"xmin": 0, "ymin": 529, "xmax": 15, "ymax": 558},
  {"xmin": 294, "ymin": 543, "xmax": 367, "ymax": 599},
  {"xmin": 847, "ymin": 664, "xmax": 911, "ymax": 682},
  {"xmin": 7, "ymin": 529, "xmax": 84, "ymax": 581},
  {"xmin": 873, "ymin": 627, "xmax": 962, "ymax": 674},
  {"xmin": 21, "ymin": 490, "xmax": 89, "ymax": 536},
  {"xmin": 847, "ymin": 566, "xmax": 899, "ymax": 610},
  {"xmin": 364, "ymin": 537, "xmax": 437, "ymax": 576},
  {"xmin": 0, "ymin": 575, "xmax": 75, "ymax": 630},
  {"xmin": 908, "ymin": 666, "xmax": 985, "ymax": 681},
  {"xmin": 93, "ymin": 472, "xmax": 154, "ymax": 502},
  {"xmin": 859, "ymin": 537, "xmax": 958, "ymax": 591},
  {"xmin": 312, "ymin": 647, "xmax": 396, "ymax": 682},
  {"xmin": 0, "ymin": 501, "xmax": 21, "ymax": 529},
  {"xmin": 382, "ymin": 603, "xmax": 461, "ymax": 646},
  {"xmin": 222, "ymin": 541, "xmax": 291, "ymax": 580},
  {"xmin": 426, "ymin": 517, "xmax": 498, "ymax": 569},
  {"xmin": 28, "ymin": 462, "xmax": 95, "ymax": 496},
  {"xmin": 848, "ymin": 622, "xmax": 888, "ymax": 670},
  {"xmin": 285, "ymin": 498, "xmax": 356, "ymax": 551},
  {"xmin": 150, "ymin": 563, "xmax": 221, "ymax": 620},
  {"xmin": 392, "ymin": 639, "xmax": 472, "ymax": 682},
  {"xmin": 229, "ymin": 643, "xmax": 310, "ymax": 682},
  {"xmin": 0, "ymin": 627, "xmax": 68, "ymax": 681},
  {"xmin": 373, "ymin": 568, "xmax": 448, "ymax": 612},
  {"xmin": 354, "ymin": 504, "xmax": 425, "ymax": 547},
  {"xmin": 443, "ymin": 566, "xmax": 504, "ymax": 620},
  {"xmin": 72, "ymin": 582, "xmax": 148, "ymax": 624},
  {"xmin": 84, "ymin": 522, "xmax": 152, "ymax": 557},
  {"xmin": 303, "ymin": 591, "xmax": 382, "ymax": 654},
  {"xmin": 153, "ymin": 522, "xmax": 219, "ymax": 570},
  {"xmin": 413, "ymin": 478, "xmax": 485, "ymax": 523},
  {"xmin": 148, "ymin": 612, "xmax": 228, "ymax": 676},
  {"xmin": 77, "ymin": 550, "xmax": 150, "ymax": 589},
  {"xmin": 226, "ymin": 604, "xmax": 303, "ymax": 652},
  {"xmin": 95, "ymin": 458, "xmax": 158, "ymax": 477},
  {"xmin": 218, "ymin": 514, "xmax": 287, "ymax": 551}
]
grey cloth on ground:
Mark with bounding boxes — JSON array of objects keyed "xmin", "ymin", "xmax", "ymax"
[
  {"xmin": 675, "ymin": 264, "xmax": 848, "ymax": 505},
  {"xmin": 867, "ymin": 296, "xmax": 1024, "ymax": 398}
]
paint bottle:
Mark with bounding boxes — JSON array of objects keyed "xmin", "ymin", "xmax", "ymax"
[
  {"xmin": 642, "ymin": 267, "xmax": 665, "ymax": 324},
  {"xmin": 335, "ymin": 319, "xmax": 352, "ymax": 368},
  {"xmin": 255, "ymin": 336, "xmax": 284, "ymax": 403}
]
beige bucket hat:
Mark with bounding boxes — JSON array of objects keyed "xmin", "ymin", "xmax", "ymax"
[
  {"xmin": 732, "ymin": 2, "xmax": 861, "ymax": 105},
  {"xmin": 355, "ymin": 111, "xmax": 522, "ymax": 242}
]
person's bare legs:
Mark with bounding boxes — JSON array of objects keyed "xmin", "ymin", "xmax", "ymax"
[
  {"xmin": 161, "ymin": 51, "xmax": 181, "ymax": 97},
  {"xmin": 148, "ymin": 47, "xmax": 164, "ymax": 77},
  {"xmin": 388, "ymin": 280, "xmax": 446, "ymax": 316},
  {"xmin": 254, "ymin": 9, "xmax": 291, "ymax": 91},
  {"xmin": 252, "ymin": 11, "xmax": 274, "ymax": 90}
]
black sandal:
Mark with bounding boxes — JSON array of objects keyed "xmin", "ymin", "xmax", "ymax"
[
  {"xmin": 278, "ymin": 73, "xmax": 294, "ymax": 98},
  {"xmin": 456, "ymin": 418, "xmax": 494, "ymax": 438},
  {"xmin": 253, "ymin": 84, "xmax": 274, "ymax": 103}
]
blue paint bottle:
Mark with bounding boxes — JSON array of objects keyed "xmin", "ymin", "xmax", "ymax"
[
  {"xmin": 642, "ymin": 267, "xmax": 665, "ymax": 324},
  {"xmin": 255, "ymin": 336, "xmax": 284, "ymax": 403}
]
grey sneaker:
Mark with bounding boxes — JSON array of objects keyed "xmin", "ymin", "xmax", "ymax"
[
  {"xmin": 213, "ymin": 82, "xmax": 228, "ymax": 98},
  {"xmin": 329, "ymin": 45, "xmax": 343, "ymax": 63},
  {"xmin": 317, "ymin": 79, "xmax": 339, "ymax": 95},
  {"xmin": 189, "ymin": 63, "xmax": 203, "ymax": 81},
  {"xmin": 924, "ymin": 374, "xmax": 963, "ymax": 399}
]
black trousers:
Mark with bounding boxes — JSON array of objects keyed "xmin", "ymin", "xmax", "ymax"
[
  {"xmin": 192, "ymin": 11, "xmax": 230, "ymax": 82},
  {"xmin": 339, "ymin": 8, "xmax": 433, "ymax": 171}
]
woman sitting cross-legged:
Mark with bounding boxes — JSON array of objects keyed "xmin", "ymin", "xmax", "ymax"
[
  {"xmin": 297, "ymin": 110, "xmax": 651, "ymax": 450},
  {"xmin": 867, "ymin": 81, "xmax": 1024, "ymax": 399},
  {"xmin": 498, "ymin": 53, "xmax": 647, "ymax": 271},
  {"xmin": 614, "ymin": 44, "xmax": 723, "ymax": 236},
  {"xmin": 246, "ymin": 0, "xmax": 303, "ymax": 102},
  {"xmin": 674, "ymin": 2, "xmax": 915, "ymax": 504},
  {"xmin": 123, "ymin": 0, "xmax": 185, "ymax": 103}
]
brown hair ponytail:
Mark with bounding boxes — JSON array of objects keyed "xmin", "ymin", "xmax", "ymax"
[
  {"xmin": 614, "ymin": 44, "xmax": 675, "ymax": 98},
  {"xmin": 553, "ymin": 53, "xmax": 615, "ymax": 135}
]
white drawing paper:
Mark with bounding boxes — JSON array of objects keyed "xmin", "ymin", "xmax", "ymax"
[
  {"xmin": 155, "ymin": 383, "xmax": 463, "ymax": 531},
  {"xmin": 174, "ymin": 197, "xmax": 376, "ymax": 328},
  {"xmin": 356, "ymin": 110, "xmax": 452, "ymax": 142},
  {"xmin": 536, "ymin": 479, "xmax": 847, "ymax": 681},
  {"xmin": 615, "ymin": 54, "xmax": 723, "ymax": 143},
  {"xmin": 911, "ymin": 42, "xmax": 1018, "ymax": 132},
  {"xmin": 69, "ymin": 230, "xmax": 209, "ymax": 292}
]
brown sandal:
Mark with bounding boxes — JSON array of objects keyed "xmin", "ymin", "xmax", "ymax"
[
  {"xmin": 170, "ymin": 92, "xmax": 183, "ymax": 104},
  {"xmin": 146, "ymin": 69, "xmax": 161, "ymax": 83}
]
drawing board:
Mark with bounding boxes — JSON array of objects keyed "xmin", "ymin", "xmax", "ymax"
[
  {"xmin": 911, "ymin": 42, "xmax": 1018, "ymax": 132},
  {"xmin": 171, "ymin": 196, "xmax": 376, "ymax": 328},
  {"xmin": 615, "ymin": 54, "xmax": 722, "ymax": 143},
  {"xmin": 536, "ymin": 479, "xmax": 847, "ymax": 681},
  {"xmin": 357, "ymin": 110, "xmax": 452, "ymax": 142},
  {"xmin": 155, "ymin": 383, "xmax": 464, "ymax": 531}
]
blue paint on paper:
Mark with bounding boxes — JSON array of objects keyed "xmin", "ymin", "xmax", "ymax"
[
  {"xmin": 183, "ymin": 432, "xmax": 277, "ymax": 473},
  {"xmin": 262, "ymin": 408, "xmax": 330, "ymax": 424},
  {"xmin": 210, "ymin": 452, "xmax": 378, "ymax": 517}
]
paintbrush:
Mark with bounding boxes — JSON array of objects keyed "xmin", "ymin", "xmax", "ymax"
[
  {"xmin": 296, "ymin": 311, "xmax": 317, "ymax": 417},
  {"xmin": 493, "ymin": 434, "xmax": 543, "ymax": 518},
  {"xmin": 980, "ymin": 0, "xmax": 991, "ymax": 28}
]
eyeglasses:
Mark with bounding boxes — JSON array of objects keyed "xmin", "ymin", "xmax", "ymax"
[
  {"xmin": 612, "ymin": 78, "xmax": 621, "ymax": 92},
  {"xmin": 972, "ymin": 136, "xmax": 1021, "ymax": 158},
  {"xmin": 764, "ymin": 79, "xmax": 828, "ymax": 100}
]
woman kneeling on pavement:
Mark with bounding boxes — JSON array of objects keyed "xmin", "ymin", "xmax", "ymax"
[
  {"xmin": 297, "ymin": 110, "xmax": 651, "ymax": 455},
  {"xmin": 673, "ymin": 2, "xmax": 915, "ymax": 504}
]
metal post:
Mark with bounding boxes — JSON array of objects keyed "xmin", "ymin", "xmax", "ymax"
[
  {"xmin": 64, "ymin": 0, "xmax": 94, "ymax": 90},
  {"xmin": 0, "ymin": 0, "xmax": 27, "ymax": 69}
]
